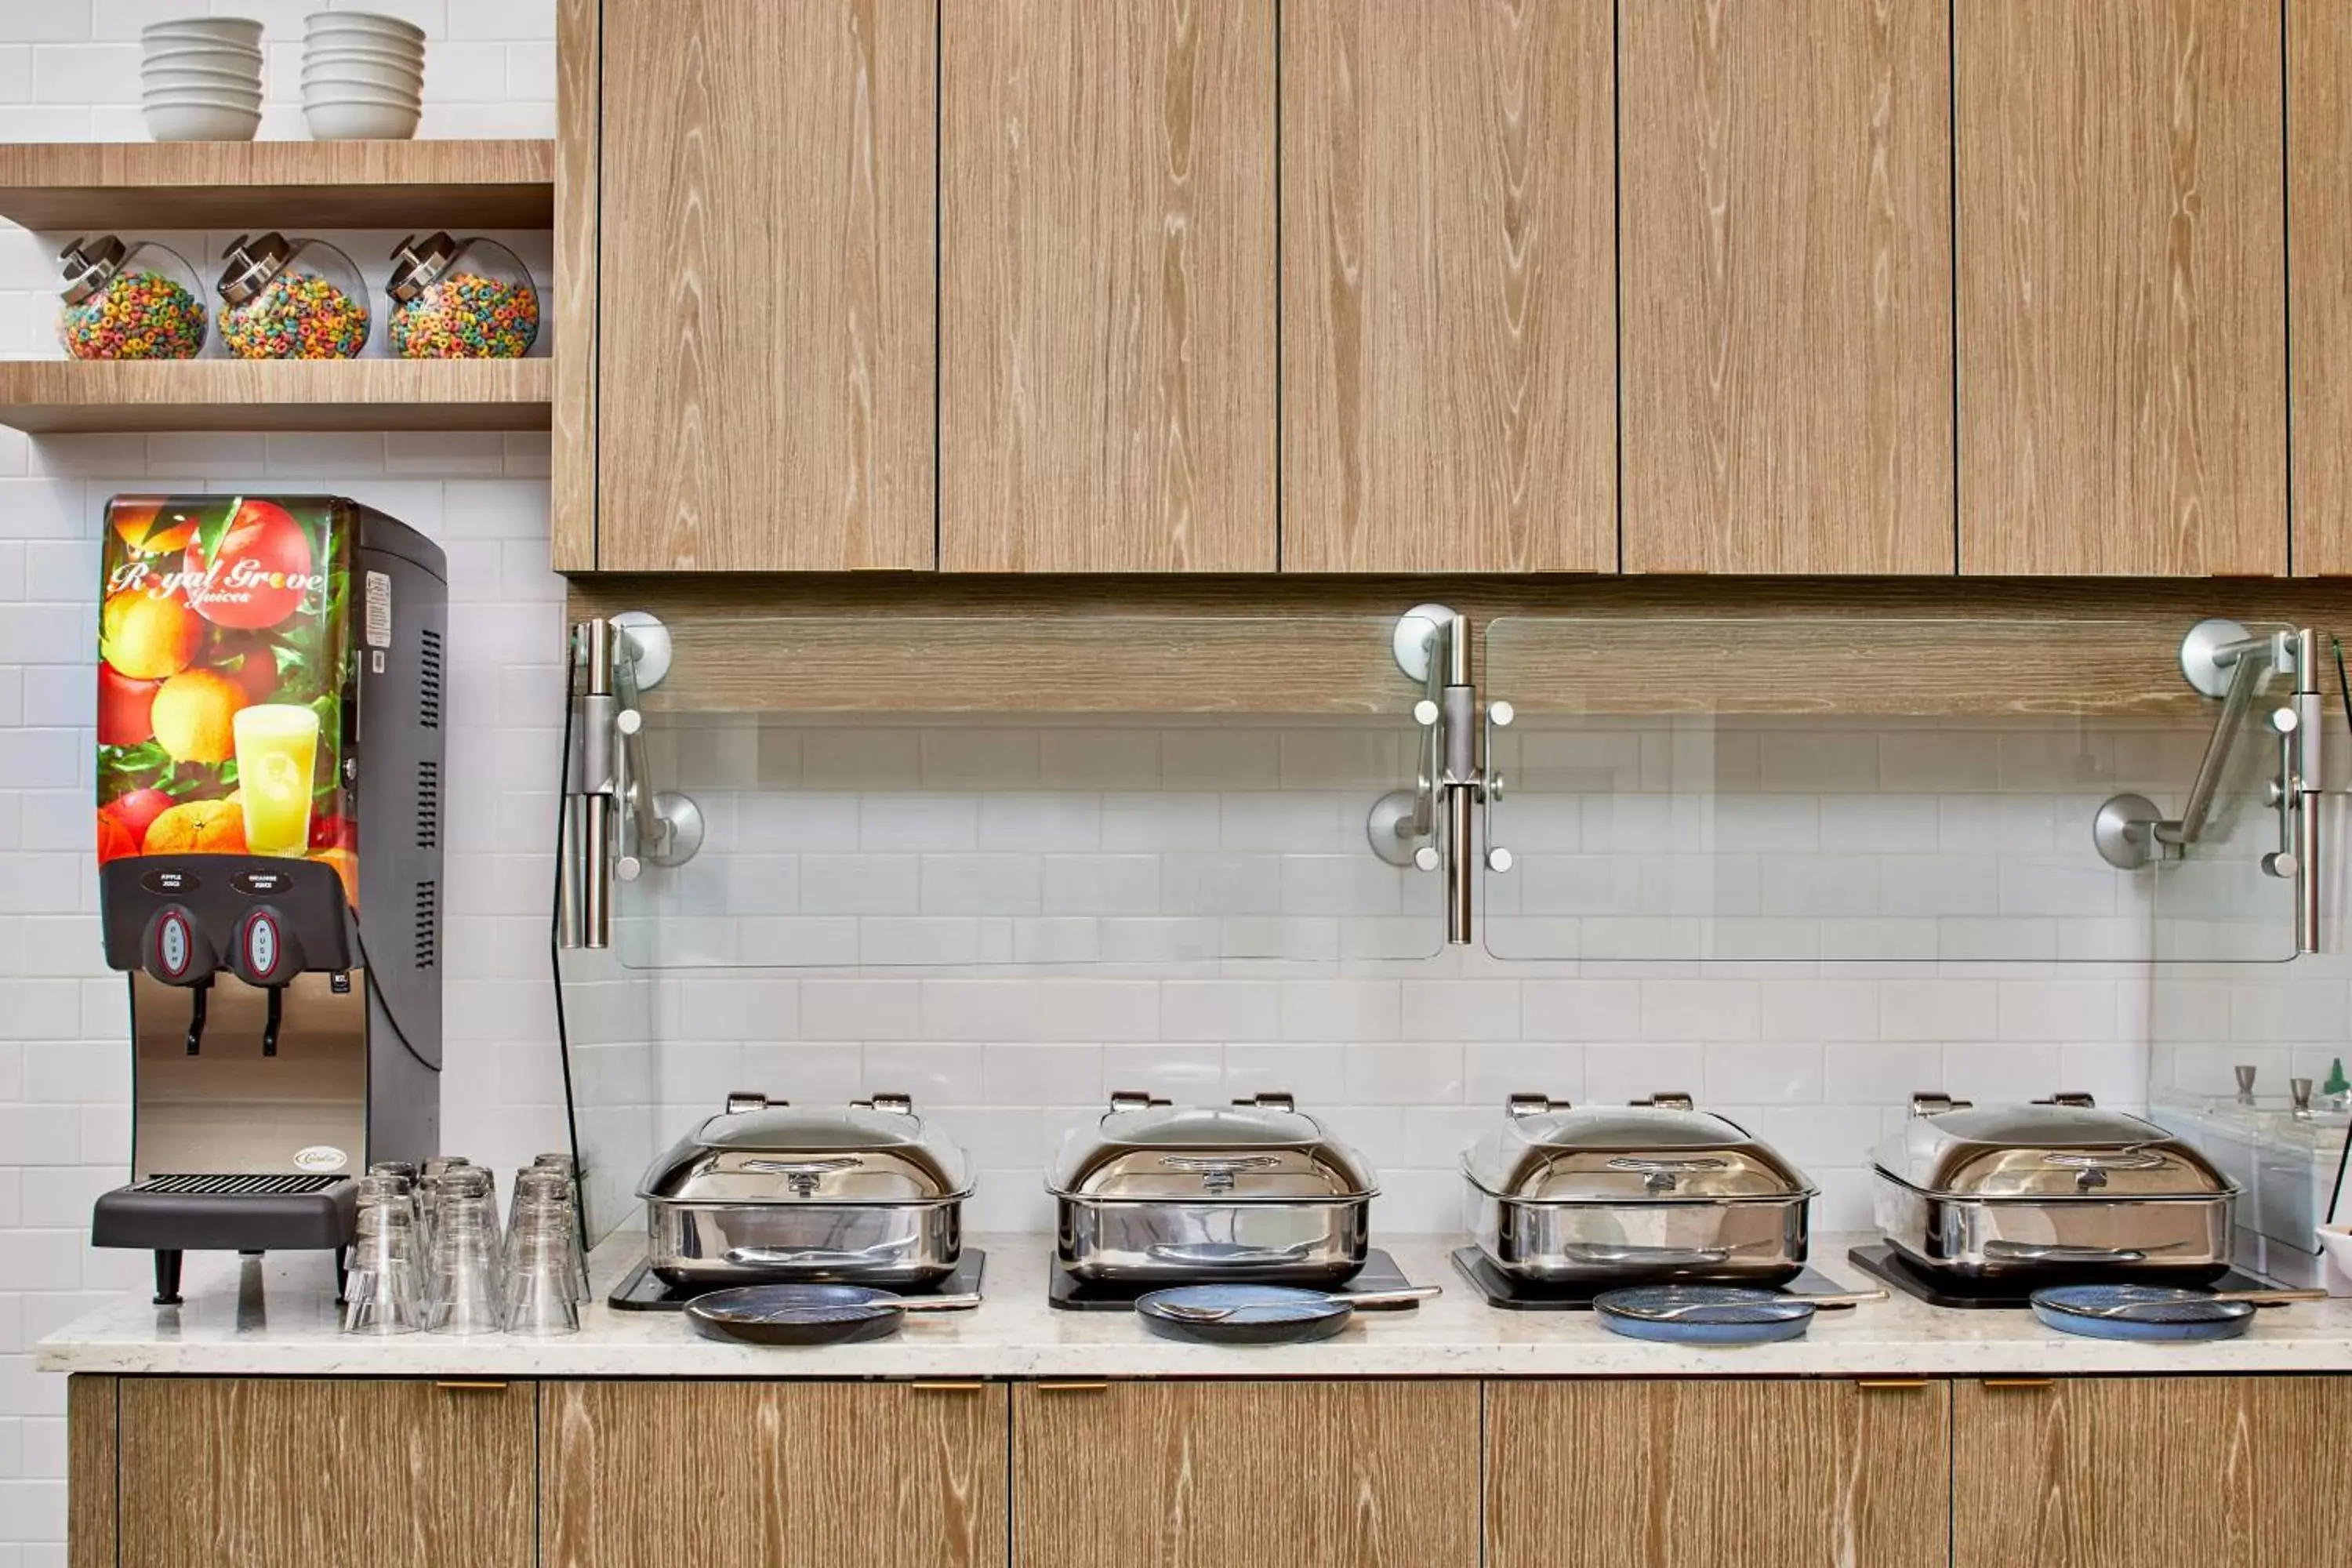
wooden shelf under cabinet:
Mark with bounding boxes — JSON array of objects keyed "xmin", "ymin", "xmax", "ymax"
[
  {"xmin": 0, "ymin": 138, "xmax": 554, "ymax": 230},
  {"xmin": 0, "ymin": 358, "xmax": 553, "ymax": 433}
]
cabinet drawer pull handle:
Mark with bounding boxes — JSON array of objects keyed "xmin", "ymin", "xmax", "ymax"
[
  {"xmin": 1855, "ymin": 1378, "xmax": 1929, "ymax": 1390},
  {"xmin": 434, "ymin": 1381, "xmax": 509, "ymax": 1392},
  {"xmin": 909, "ymin": 1380, "xmax": 985, "ymax": 1392},
  {"xmin": 1036, "ymin": 1381, "xmax": 1109, "ymax": 1394},
  {"xmin": 1982, "ymin": 1377, "xmax": 2054, "ymax": 1389}
]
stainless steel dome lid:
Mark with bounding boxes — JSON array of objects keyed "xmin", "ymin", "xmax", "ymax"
[
  {"xmin": 638, "ymin": 1091, "xmax": 973, "ymax": 1205},
  {"xmin": 1461, "ymin": 1094, "xmax": 1817, "ymax": 1203},
  {"xmin": 1047, "ymin": 1092, "xmax": 1380, "ymax": 1201},
  {"xmin": 1872, "ymin": 1093, "xmax": 2237, "ymax": 1200}
]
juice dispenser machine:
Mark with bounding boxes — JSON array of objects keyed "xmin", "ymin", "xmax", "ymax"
[{"xmin": 87, "ymin": 495, "xmax": 446, "ymax": 1304}]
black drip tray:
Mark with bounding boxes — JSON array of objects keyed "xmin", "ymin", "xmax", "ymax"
[
  {"xmin": 1846, "ymin": 1243, "xmax": 2282, "ymax": 1310},
  {"xmin": 1050, "ymin": 1247, "xmax": 1421, "ymax": 1312},
  {"xmin": 1449, "ymin": 1247, "xmax": 1856, "ymax": 1312},
  {"xmin": 608, "ymin": 1249, "xmax": 986, "ymax": 1312}
]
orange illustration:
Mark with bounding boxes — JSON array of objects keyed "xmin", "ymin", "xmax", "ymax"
[
  {"xmin": 100, "ymin": 588, "xmax": 201, "ymax": 680},
  {"xmin": 150, "ymin": 669, "xmax": 248, "ymax": 764},
  {"xmin": 183, "ymin": 499, "xmax": 314, "ymax": 630},
  {"xmin": 111, "ymin": 499, "xmax": 198, "ymax": 556},
  {"xmin": 142, "ymin": 798, "xmax": 247, "ymax": 855}
]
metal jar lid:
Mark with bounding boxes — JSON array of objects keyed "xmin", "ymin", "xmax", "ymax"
[
  {"xmin": 1872, "ymin": 1092, "xmax": 2238, "ymax": 1201},
  {"xmin": 216, "ymin": 231, "xmax": 296, "ymax": 306},
  {"xmin": 57, "ymin": 235, "xmax": 128, "ymax": 305},
  {"xmin": 637, "ymin": 1091, "xmax": 973, "ymax": 1206},
  {"xmin": 1462, "ymin": 1092, "xmax": 1817, "ymax": 1203},
  {"xmin": 1047, "ymin": 1092, "xmax": 1380, "ymax": 1202},
  {"xmin": 387, "ymin": 230, "xmax": 461, "ymax": 302}
]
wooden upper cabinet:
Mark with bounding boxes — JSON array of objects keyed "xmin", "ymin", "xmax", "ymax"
[
  {"xmin": 2290, "ymin": 0, "xmax": 2352, "ymax": 574},
  {"xmin": 1014, "ymin": 1380, "xmax": 1479, "ymax": 1567},
  {"xmin": 543, "ymin": 1381, "xmax": 1007, "ymax": 1568},
  {"xmin": 1281, "ymin": 0, "xmax": 1616, "ymax": 574},
  {"xmin": 1956, "ymin": 0, "xmax": 2287, "ymax": 576},
  {"xmin": 940, "ymin": 0, "xmax": 1276, "ymax": 572},
  {"xmin": 1953, "ymin": 1377, "xmax": 2352, "ymax": 1567},
  {"xmin": 114, "ymin": 1378, "xmax": 535, "ymax": 1568},
  {"xmin": 594, "ymin": 0, "xmax": 936, "ymax": 572},
  {"xmin": 1621, "ymin": 0, "xmax": 1954, "ymax": 575},
  {"xmin": 1488, "ymin": 1379, "xmax": 1950, "ymax": 1568}
]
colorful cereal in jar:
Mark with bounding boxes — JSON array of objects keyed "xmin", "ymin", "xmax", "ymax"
[
  {"xmin": 60, "ymin": 270, "xmax": 206, "ymax": 361},
  {"xmin": 220, "ymin": 272, "xmax": 369, "ymax": 360},
  {"xmin": 390, "ymin": 270, "xmax": 540, "ymax": 359}
]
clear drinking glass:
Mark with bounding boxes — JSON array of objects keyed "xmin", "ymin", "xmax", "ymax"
[
  {"xmin": 534, "ymin": 1153, "xmax": 593, "ymax": 1301},
  {"xmin": 513, "ymin": 1167, "xmax": 590, "ymax": 1301},
  {"xmin": 500, "ymin": 1206, "xmax": 583, "ymax": 1335},
  {"xmin": 343, "ymin": 1190, "xmax": 424, "ymax": 1335},
  {"xmin": 426, "ymin": 1211, "xmax": 505, "ymax": 1335}
]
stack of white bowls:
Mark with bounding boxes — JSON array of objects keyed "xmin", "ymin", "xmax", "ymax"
[
  {"xmin": 303, "ymin": 11, "xmax": 425, "ymax": 140},
  {"xmin": 142, "ymin": 17, "xmax": 264, "ymax": 142}
]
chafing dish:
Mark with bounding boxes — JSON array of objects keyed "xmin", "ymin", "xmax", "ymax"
[
  {"xmin": 1047, "ymin": 1092, "xmax": 1377, "ymax": 1286},
  {"xmin": 1872, "ymin": 1092, "xmax": 2239, "ymax": 1282},
  {"xmin": 1461, "ymin": 1093, "xmax": 1816, "ymax": 1286},
  {"xmin": 639, "ymin": 1091, "xmax": 971, "ymax": 1288}
]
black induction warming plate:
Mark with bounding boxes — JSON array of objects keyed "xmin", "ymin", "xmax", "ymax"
[
  {"xmin": 1846, "ymin": 1243, "xmax": 2281, "ymax": 1311},
  {"xmin": 609, "ymin": 1249, "xmax": 986, "ymax": 1312},
  {"xmin": 1449, "ymin": 1247, "xmax": 1856, "ymax": 1312},
  {"xmin": 1050, "ymin": 1247, "xmax": 1421, "ymax": 1312}
]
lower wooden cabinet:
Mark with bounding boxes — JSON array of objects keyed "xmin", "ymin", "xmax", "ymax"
[
  {"xmin": 100, "ymin": 1375, "xmax": 534, "ymax": 1568},
  {"xmin": 1011, "ymin": 1379, "xmax": 1479, "ymax": 1568},
  {"xmin": 541, "ymin": 1380, "xmax": 1008, "ymax": 1568},
  {"xmin": 1487, "ymin": 1378, "xmax": 1950, "ymax": 1568},
  {"xmin": 1953, "ymin": 1376, "xmax": 2352, "ymax": 1568}
]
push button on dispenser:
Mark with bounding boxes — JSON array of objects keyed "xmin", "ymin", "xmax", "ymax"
[
  {"xmin": 234, "ymin": 908, "xmax": 298, "ymax": 986},
  {"xmin": 143, "ymin": 906, "xmax": 212, "ymax": 985}
]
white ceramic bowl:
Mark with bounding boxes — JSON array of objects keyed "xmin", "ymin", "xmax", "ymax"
[
  {"xmin": 301, "ymin": 57, "xmax": 423, "ymax": 92},
  {"xmin": 144, "ymin": 100, "xmax": 263, "ymax": 142},
  {"xmin": 303, "ymin": 98, "xmax": 420, "ymax": 140},
  {"xmin": 143, "ymin": 66, "xmax": 266, "ymax": 95},
  {"xmin": 303, "ymin": 33, "xmax": 423, "ymax": 64},
  {"xmin": 144, "ymin": 16, "xmax": 265, "ymax": 49},
  {"xmin": 304, "ymin": 10, "xmax": 426, "ymax": 45},
  {"xmin": 142, "ymin": 42, "xmax": 263, "ymax": 69}
]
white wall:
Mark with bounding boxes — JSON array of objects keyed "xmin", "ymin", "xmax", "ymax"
[{"xmin": 1, "ymin": 3, "xmax": 2348, "ymax": 1561}]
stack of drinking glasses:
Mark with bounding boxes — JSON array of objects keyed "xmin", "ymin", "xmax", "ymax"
[{"xmin": 341, "ymin": 1152, "xmax": 590, "ymax": 1336}]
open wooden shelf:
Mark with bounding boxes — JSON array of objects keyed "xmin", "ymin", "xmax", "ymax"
[
  {"xmin": 0, "ymin": 139, "xmax": 554, "ymax": 230},
  {"xmin": 0, "ymin": 358, "xmax": 552, "ymax": 432}
]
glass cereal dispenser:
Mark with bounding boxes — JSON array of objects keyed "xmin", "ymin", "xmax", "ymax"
[
  {"xmin": 56, "ymin": 235, "xmax": 207, "ymax": 360},
  {"xmin": 387, "ymin": 231, "xmax": 540, "ymax": 358},
  {"xmin": 216, "ymin": 231, "xmax": 370, "ymax": 360}
]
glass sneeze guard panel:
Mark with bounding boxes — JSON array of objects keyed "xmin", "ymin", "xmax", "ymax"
[
  {"xmin": 1480, "ymin": 617, "xmax": 2299, "ymax": 965},
  {"xmin": 601, "ymin": 616, "xmax": 1446, "ymax": 970}
]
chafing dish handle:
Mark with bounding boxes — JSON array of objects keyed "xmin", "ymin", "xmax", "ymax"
[
  {"xmin": 1561, "ymin": 1243, "xmax": 1735, "ymax": 1266},
  {"xmin": 1979, "ymin": 1240, "xmax": 2160, "ymax": 1265}
]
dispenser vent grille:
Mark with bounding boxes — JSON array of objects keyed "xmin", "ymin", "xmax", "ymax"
[
  {"xmin": 413, "ymin": 878, "xmax": 437, "ymax": 970},
  {"xmin": 418, "ymin": 626, "xmax": 443, "ymax": 729}
]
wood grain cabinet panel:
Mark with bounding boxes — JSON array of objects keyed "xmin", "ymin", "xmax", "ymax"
[
  {"xmin": 543, "ymin": 1380, "xmax": 1007, "ymax": 1568},
  {"xmin": 941, "ymin": 0, "xmax": 1276, "ymax": 572},
  {"xmin": 1956, "ymin": 0, "xmax": 2287, "ymax": 576},
  {"xmin": 1621, "ymin": 0, "xmax": 1954, "ymax": 574},
  {"xmin": 1281, "ymin": 0, "xmax": 1615, "ymax": 574},
  {"xmin": 2290, "ymin": 0, "xmax": 2352, "ymax": 574},
  {"xmin": 595, "ymin": 0, "xmax": 936, "ymax": 571},
  {"xmin": 1487, "ymin": 1379, "xmax": 1949, "ymax": 1568},
  {"xmin": 1013, "ymin": 1379, "xmax": 1479, "ymax": 1568},
  {"xmin": 114, "ymin": 1377, "xmax": 533, "ymax": 1568},
  {"xmin": 1953, "ymin": 1377, "xmax": 2352, "ymax": 1567}
]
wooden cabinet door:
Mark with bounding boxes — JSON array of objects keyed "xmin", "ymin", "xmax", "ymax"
[
  {"xmin": 543, "ymin": 1380, "xmax": 1007, "ymax": 1568},
  {"xmin": 114, "ymin": 1377, "xmax": 533, "ymax": 1568},
  {"xmin": 1282, "ymin": 0, "xmax": 1616, "ymax": 574},
  {"xmin": 940, "ymin": 0, "xmax": 1275, "ymax": 572},
  {"xmin": 595, "ymin": 0, "xmax": 935, "ymax": 571},
  {"xmin": 1956, "ymin": 0, "xmax": 2286, "ymax": 576},
  {"xmin": 1621, "ymin": 0, "xmax": 1953, "ymax": 575},
  {"xmin": 1954, "ymin": 1377, "xmax": 2352, "ymax": 1568},
  {"xmin": 1487, "ymin": 1379, "xmax": 1949, "ymax": 1568},
  {"xmin": 2290, "ymin": 0, "xmax": 2352, "ymax": 574},
  {"xmin": 1013, "ymin": 1380, "xmax": 1478, "ymax": 1568}
]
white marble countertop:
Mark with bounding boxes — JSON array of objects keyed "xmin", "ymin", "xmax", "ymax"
[{"xmin": 38, "ymin": 1232, "xmax": 2352, "ymax": 1379}]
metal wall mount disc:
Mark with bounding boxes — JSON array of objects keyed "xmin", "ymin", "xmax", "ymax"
[
  {"xmin": 2093, "ymin": 793, "xmax": 2160, "ymax": 870},
  {"xmin": 1367, "ymin": 789, "xmax": 1424, "ymax": 867},
  {"xmin": 650, "ymin": 791, "xmax": 705, "ymax": 868},
  {"xmin": 1392, "ymin": 604, "xmax": 1457, "ymax": 683},
  {"xmin": 2178, "ymin": 619, "xmax": 2251, "ymax": 700},
  {"xmin": 612, "ymin": 610, "xmax": 673, "ymax": 690}
]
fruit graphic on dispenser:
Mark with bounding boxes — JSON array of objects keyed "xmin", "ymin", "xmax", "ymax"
[
  {"xmin": 149, "ymin": 669, "xmax": 248, "ymax": 764},
  {"xmin": 96, "ymin": 665, "xmax": 161, "ymax": 746},
  {"xmin": 103, "ymin": 788, "xmax": 175, "ymax": 849},
  {"xmin": 96, "ymin": 810, "xmax": 137, "ymax": 865},
  {"xmin": 111, "ymin": 501, "xmax": 198, "ymax": 557},
  {"xmin": 230, "ymin": 704, "xmax": 320, "ymax": 857},
  {"xmin": 212, "ymin": 630, "xmax": 281, "ymax": 704},
  {"xmin": 100, "ymin": 588, "xmax": 201, "ymax": 680},
  {"xmin": 183, "ymin": 499, "xmax": 314, "ymax": 630},
  {"xmin": 141, "ymin": 798, "xmax": 247, "ymax": 855}
]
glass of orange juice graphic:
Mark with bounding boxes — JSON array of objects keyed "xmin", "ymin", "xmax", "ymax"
[{"xmin": 231, "ymin": 704, "xmax": 320, "ymax": 856}]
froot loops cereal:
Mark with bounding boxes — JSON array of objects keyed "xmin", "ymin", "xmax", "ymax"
[
  {"xmin": 60, "ymin": 270, "xmax": 206, "ymax": 360},
  {"xmin": 220, "ymin": 272, "xmax": 368, "ymax": 360},
  {"xmin": 390, "ymin": 270, "xmax": 539, "ymax": 359}
]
